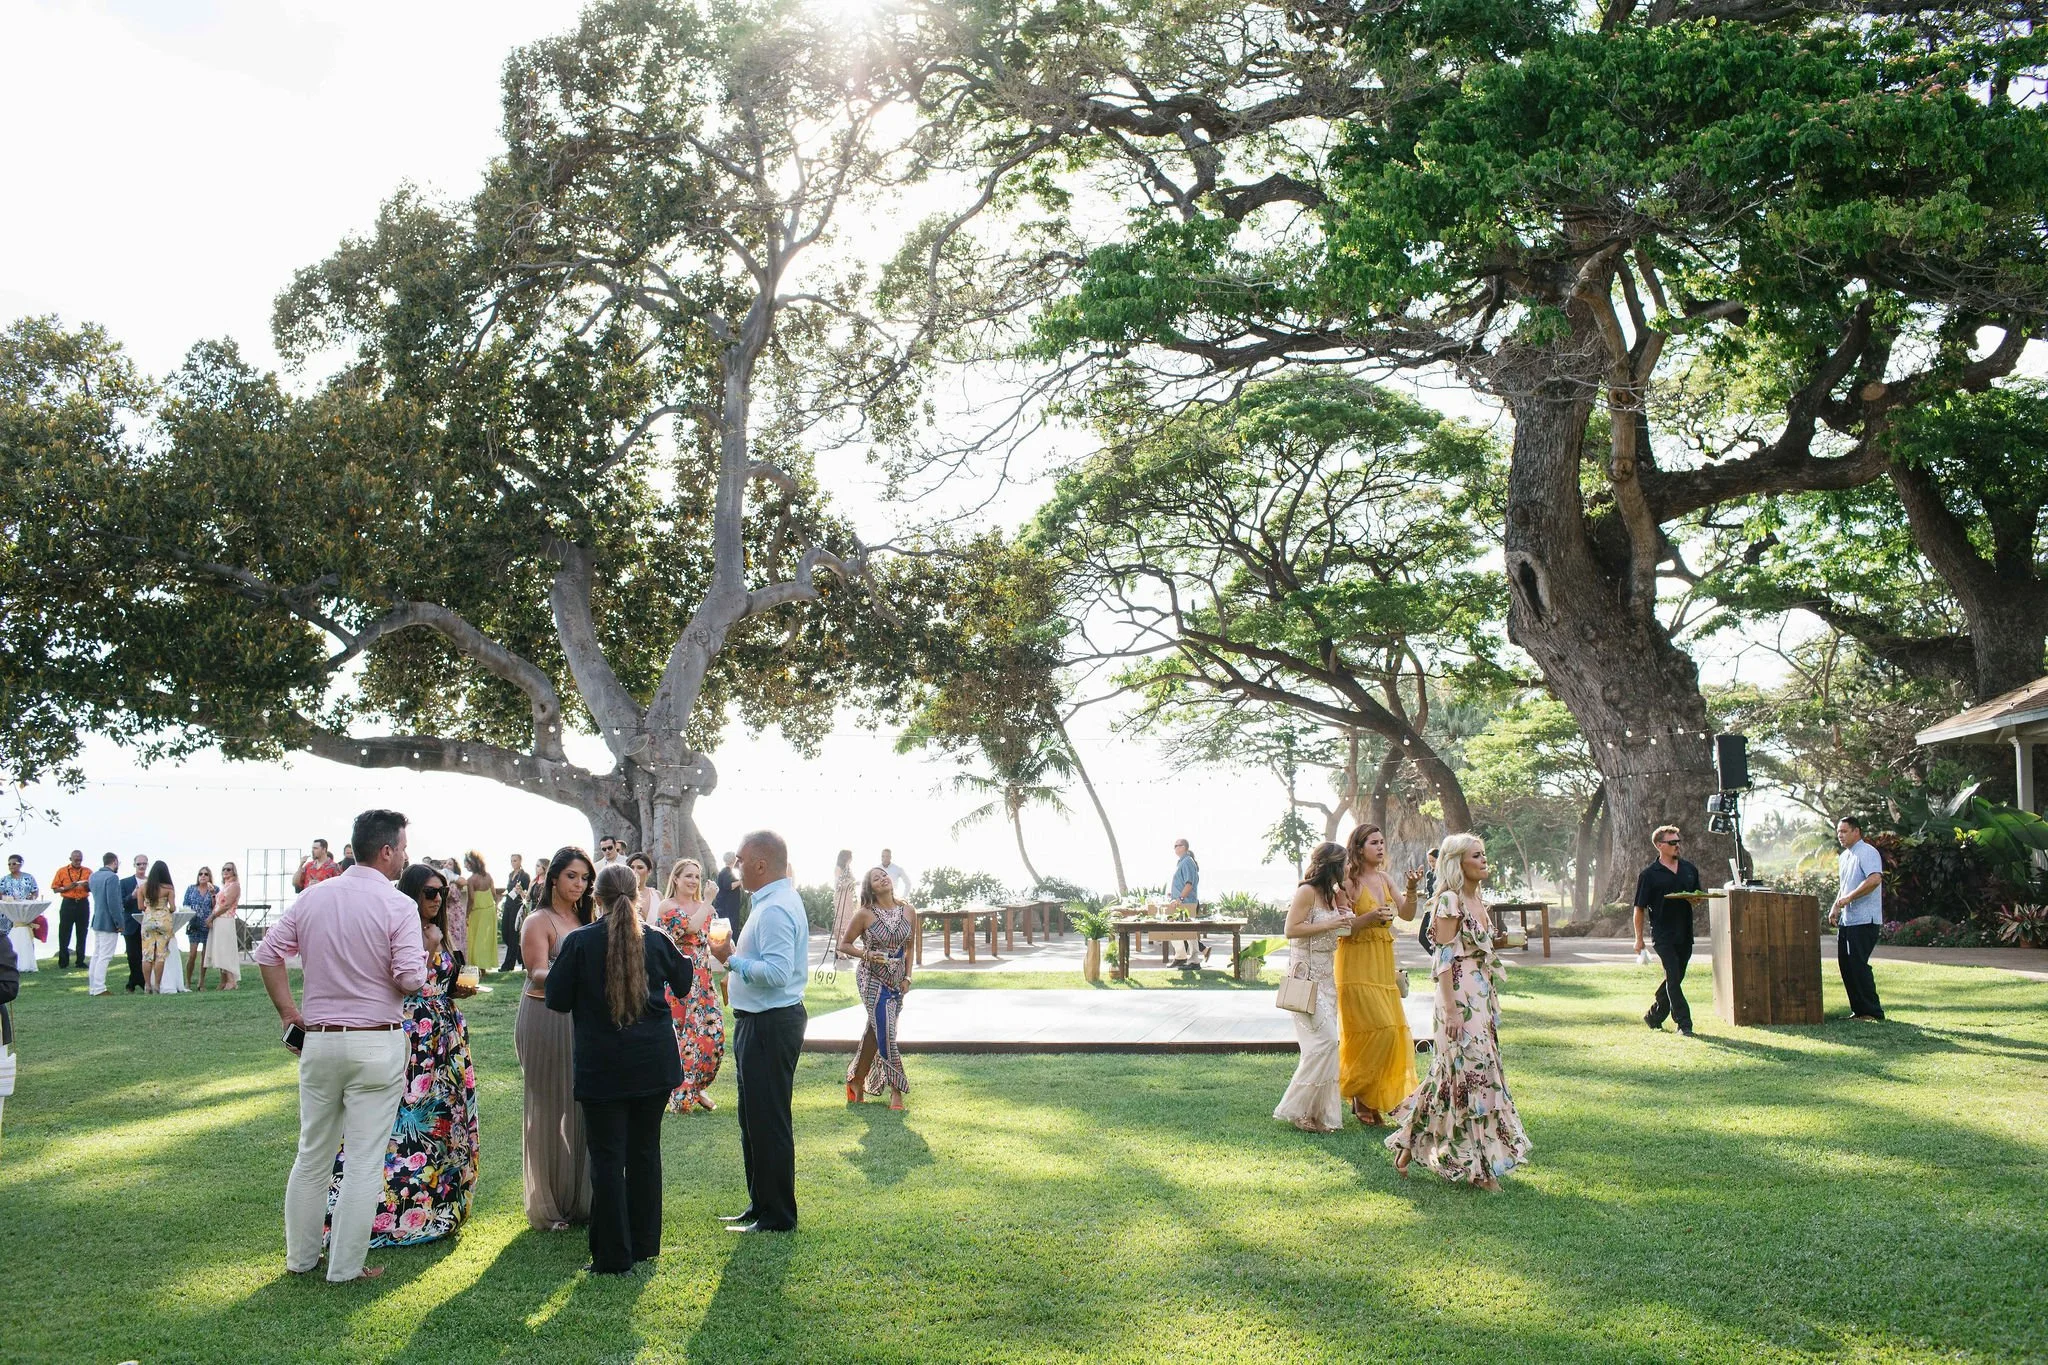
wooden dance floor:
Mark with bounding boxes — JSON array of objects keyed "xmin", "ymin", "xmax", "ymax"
[{"xmin": 803, "ymin": 988, "xmax": 1438, "ymax": 1054}]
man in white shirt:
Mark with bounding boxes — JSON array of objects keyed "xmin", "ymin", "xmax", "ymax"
[
  {"xmin": 1829, "ymin": 815, "xmax": 1886, "ymax": 1022},
  {"xmin": 880, "ymin": 848, "xmax": 910, "ymax": 900},
  {"xmin": 597, "ymin": 837, "xmax": 624, "ymax": 868}
]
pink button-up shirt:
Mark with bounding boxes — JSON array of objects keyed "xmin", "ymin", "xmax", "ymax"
[{"xmin": 255, "ymin": 865, "xmax": 427, "ymax": 1027}]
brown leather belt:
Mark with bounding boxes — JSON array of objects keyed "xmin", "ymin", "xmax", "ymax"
[{"xmin": 307, "ymin": 1022, "xmax": 400, "ymax": 1032}]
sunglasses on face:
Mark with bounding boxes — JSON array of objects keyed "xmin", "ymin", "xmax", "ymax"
[
  {"xmin": 1659, "ymin": 838, "xmax": 1682, "ymax": 846},
  {"xmin": 422, "ymin": 886, "xmax": 446, "ymax": 900}
]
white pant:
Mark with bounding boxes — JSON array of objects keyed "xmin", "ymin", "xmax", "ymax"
[
  {"xmin": 86, "ymin": 929, "xmax": 121, "ymax": 994},
  {"xmin": 284, "ymin": 1030, "xmax": 405, "ymax": 1281}
]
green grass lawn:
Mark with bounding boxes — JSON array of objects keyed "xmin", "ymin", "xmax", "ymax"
[{"xmin": 2, "ymin": 959, "xmax": 2044, "ymax": 1363}]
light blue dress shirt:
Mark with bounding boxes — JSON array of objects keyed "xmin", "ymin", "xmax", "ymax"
[
  {"xmin": 1837, "ymin": 839, "xmax": 1885, "ymax": 927},
  {"xmin": 727, "ymin": 876, "xmax": 808, "ymax": 1012},
  {"xmin": 1171, "ymin": 853, "xmax": 1199, "ymax": 906}
]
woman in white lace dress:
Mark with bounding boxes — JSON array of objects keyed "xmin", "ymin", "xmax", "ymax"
[{"xmin": 1274, "ymin": 842, "xmax": 1358, "ymax": 1133}]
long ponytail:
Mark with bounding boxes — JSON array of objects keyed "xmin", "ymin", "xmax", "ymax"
[{"xmin": 594, "ymin": 864, "xmax": 647, "ymax": 1029}]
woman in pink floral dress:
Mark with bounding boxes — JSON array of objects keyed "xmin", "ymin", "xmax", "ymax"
[
  {"xmin": 656, "ymin": 858, "xmax": 725, "ymax": 1114},
  {"xmin": 1385, "ymin": 833, "xmax": 1530, "ymax": 1189}
]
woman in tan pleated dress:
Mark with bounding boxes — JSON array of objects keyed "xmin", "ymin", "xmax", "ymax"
[{"xmin": 516, "ymin": 845, "xmax": 594, "ymax": 1230}]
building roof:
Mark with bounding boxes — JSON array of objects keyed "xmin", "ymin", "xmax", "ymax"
[{"xmin": 1916, "ymin": 675, "xmax": 2048, "ymax": 747}]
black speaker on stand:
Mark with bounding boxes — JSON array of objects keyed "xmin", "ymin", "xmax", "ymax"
[
  {"xmin": 1710, "ymin": 734, "xmax": 1756, "ymax": 885},
  {"xmin": 1714, "ymin": 733, "xmax": 1751, "ymax": 792}
]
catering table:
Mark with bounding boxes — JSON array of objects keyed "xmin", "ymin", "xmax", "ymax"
[
  {"xmin": 1487, "ymin": 901, "xmax": 1552, "ymax": 958},
  {"xmin": 998, "ymin": 899, "xmax": 1066, "ymax": 946},
  {"xmin": 914, "ymin": 906, "xmax": 1004, "ymax": 964},
  {"xmin": 1, "ymin": 900, "xmax": 49, "ymax": 974},
  {"xmin": 1110, "ymin": 916, "xmax": 1248, "ymax": 980}
]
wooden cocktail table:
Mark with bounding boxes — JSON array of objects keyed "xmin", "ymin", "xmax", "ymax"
[
  {"xmin": 1487, "ymin": 901, "xmax": 1552, "ymax": 958},
  {"xmin": 915, "ymin": 906, "xmax": 1003, "ymax": 964},
  {"xmin": 1109, "ymin": 916, "xmax": 1248, "ymax": 980}
]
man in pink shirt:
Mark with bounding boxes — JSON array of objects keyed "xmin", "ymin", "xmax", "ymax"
[{"xmin": 257, "ymin": 808, "xmax": 425, "ymax": 1283}]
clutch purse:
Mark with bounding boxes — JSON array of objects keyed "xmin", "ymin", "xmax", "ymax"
[{"xmin": 1275, "ymin": 972, "xmax": 1318, "ymax": 1015}]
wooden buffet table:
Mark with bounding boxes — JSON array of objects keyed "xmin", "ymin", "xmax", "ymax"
[
  {"xmin": 1487, "ymin": 901, "xmax": 1552, "ymax": 958},
  {"xmin": 914, "ymin": 906, "xmax": 1003, "ymax": 964},
  {"xmin": 999, "ymin": 899, "xmax": 1066, "ymax": 946},
  {"xmin": 1110, "ymin": 916, "xmax": 1248, "ymax": 980}
]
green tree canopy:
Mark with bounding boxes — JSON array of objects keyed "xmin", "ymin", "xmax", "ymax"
[{"xmin": 1032, "ymin": 374, "xmax": 1507, "ymax": 831}]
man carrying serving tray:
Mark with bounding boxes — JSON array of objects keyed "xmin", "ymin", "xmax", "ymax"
[{"xmin": 1634, "ymin": 824, "xmax": 1704, "ymax": 1037}]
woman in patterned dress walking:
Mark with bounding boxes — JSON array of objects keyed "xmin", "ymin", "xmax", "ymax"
[
  {"xmin": 1384, "ymin": 833, "xmax": 1531, "ymax": 1190},
  {"xmin": 655, "ymin": 858, "xmax": 725, "ymax": 1114},
  {"xmin": 328, "ymin": 862, "xmax": 480, "ymax": 1246},
  {"xmin": 837, "ymin": 866, "xmax": 914, "ymax": 1110}
]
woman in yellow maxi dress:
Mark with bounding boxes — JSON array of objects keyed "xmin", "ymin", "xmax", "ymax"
[
  {"xmin": 1335, "ymin": 824, "xmax": 1421, "ymax": 1126},
  {"xmin": 464, "ymin": 852, "xmax": 500, "ymax": 977}
]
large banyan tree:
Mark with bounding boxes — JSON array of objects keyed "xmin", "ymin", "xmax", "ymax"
[
  {"xmin": 923, "ymin": 0, "xmax": 2048, "ymax": 895},
  {"xmin": 2, "ymin": 0, "xmax": 1030, "ymax": 864}
]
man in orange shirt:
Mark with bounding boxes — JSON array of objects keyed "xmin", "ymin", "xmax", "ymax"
[{"xmin": 50, "ymin": 850, "xmax": 92, "ymax": 970}]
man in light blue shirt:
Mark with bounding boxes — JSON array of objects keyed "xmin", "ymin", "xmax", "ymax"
[
  {"xmin": 86, "ymin": 853, "xmax": 125, "ymax": 997},
  {"xmin": 1829, "ymin": 815, "xmax": 1886, "ymax": 1021},
  {"xmin": 710, "ymin": 829, "xmax": 807, "ymax": 1233},
  {"xmin": 1168, "ymin": 839, "xmax": 1205, "ymax": 967}
]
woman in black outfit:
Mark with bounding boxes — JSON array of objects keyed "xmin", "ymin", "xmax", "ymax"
[{"xmin": 545, "ymin": 862, "xmax": 695, "ymax": 1274}]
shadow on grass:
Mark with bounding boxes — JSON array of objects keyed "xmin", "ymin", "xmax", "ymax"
[
  {"xmin": 682, "ymin": 1229, "xmax": 796, "ymax": 1361},
  {"xmin": 848, "ymin": 1105, "xmax": 934, "ymax": 1188}
]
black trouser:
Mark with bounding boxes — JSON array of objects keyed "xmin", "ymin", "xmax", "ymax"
[
  {"xmin": 499, "ymin": 904, "xmax": 523, "ymax": 972},
  {"xmin": 123, "ymin": 926, "xmax": 144, "ymax": 990},
  {"xmin": 580, "ymin": 1093, "xmax": 667, "ymax": 1272},
  {"xmin": 1647, "ymin": 929, "xmax": 1694, "ymax": 1032},
  {"xmin": 1837, "ymin": 922, "xmax": 1884, "ymax": 1019},
  {"xmin": 56, "ymin": 900, "xmax": 88, "ymax": 967},
  {"xmin": 734, "ymin": 1002, "xmax": 806, "ymax": 1231}
]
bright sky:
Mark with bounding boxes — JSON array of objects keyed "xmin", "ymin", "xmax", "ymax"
[{"xmin": 0, "ymin": 0, "xmax": 1315, "ymax": 905}]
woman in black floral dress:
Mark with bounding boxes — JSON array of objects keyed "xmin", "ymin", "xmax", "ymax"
[{"xmin": 328, "ymin": 862, "xmax": 481, "ymax": 1247}]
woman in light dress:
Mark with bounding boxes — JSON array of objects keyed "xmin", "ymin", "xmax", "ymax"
[
  {"xmin": 517, "ymin": 846, "xmax": 594, "ymax": 1230},
  {"xmin": 463, "ymin": 852, "xmax": 499, "ymax": 978},
  {"xmin": 201, "ymin": 863, "xmax": 242, "ymax": 989},
  {"xmin": 1385, "ymin": 833, "xmax": 1531, "ymax": 1189},
  {"xmin": 839, "ymin": 867, "xmax": 916, "ymax": 1109},
  {"xmin": 137, "ymin": 861, "xmax": 177, "ymax": 994},
  {"xmin": 1273, "ymin": 842, "xmax": 1357, "ymax": 1133},
  {"xmin": 443, "ymin": 859, "xmax": 471, "ymax": 973},
  {"xmin": 1337, "ymin": 824, "xmax": 1421, "ymax": 1126},
  {"xmin": 627, "ymin": 853, "xmax": 662, "ymax": 924},
  {"xmin": 654, "ymin": 858, "xmax": 725, "ymax": 1114},
  {"xmin": 828, "ymin": 850, "xmax": 858, "ymax": 963}
]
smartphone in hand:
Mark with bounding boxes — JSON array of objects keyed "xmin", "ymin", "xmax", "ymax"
[{"xmin": 282, "ymin": 1022, "xmax": 306, "ymax": 1053}]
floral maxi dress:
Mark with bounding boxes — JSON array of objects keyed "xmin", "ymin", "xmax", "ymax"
[
  {"xmin": 1383, "ymin": 892, "xmax": 1531, "ymax": 1184},
  {"xmin": 850, "ymin": 905, "xmax": 913, "ymax": 1095},
  {"xmin": 328, "ymin": 947, "xmax": 480, "ymax": 1245},
  {"xmin": 658, "ymin": 902, "xmax": 726, "ymax": 1114}
]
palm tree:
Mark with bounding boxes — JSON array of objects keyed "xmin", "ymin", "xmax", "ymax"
[{"xmin": 948, "ymin": 730, "xmax": 1074, "ymax": 891}]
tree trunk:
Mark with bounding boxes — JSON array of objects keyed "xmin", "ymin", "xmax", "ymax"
[
  {"xmin": 1572, "ymin": 783, "xmax": 1606, "ymax": 920},
  {"xmin": 1498, "ymin": 355, "xmax": 1730, "ymax": 903},
  {"xmin": 1367, "ymin": 743, "xmax": 1403, "ymax": 832},
  {"xmin": 1011, "ymin": 807, "xmax": 1044, "ymax": 890},
  {"xmin": 1058, "ymin": 717, "xmax": 1127, "ymax": 894}
]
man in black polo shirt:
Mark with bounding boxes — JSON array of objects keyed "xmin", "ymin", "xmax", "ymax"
[{"xmin": 1633, "ymin": 825, "xmax": 1701, "ymax": 1036}]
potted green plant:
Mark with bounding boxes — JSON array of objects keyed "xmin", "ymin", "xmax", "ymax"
[
  {"xmin": 1234, "ymin": 935, "xmax": 1286, "ymax": 983},
  {"xmin": 1069, "ymin": 902, "xmax": 1114, "ymax": 982}
]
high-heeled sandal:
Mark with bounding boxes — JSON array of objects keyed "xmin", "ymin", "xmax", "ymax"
[
  {"xmin": 846, "ymin": 1081, "xmax": 863, "ymax": 1105},
  {"xmin": 888, "ymin": 1092, "xmax": 905, "ymax": 1111}
]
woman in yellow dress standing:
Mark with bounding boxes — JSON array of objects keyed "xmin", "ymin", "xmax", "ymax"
[
  {"xmin": 464, "ymin": 852, "xmax": 499, "ymax": 978},
  {"xmin": 1335, "ymin": 824, "xmax": 1422, "ymax": 1126}
]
